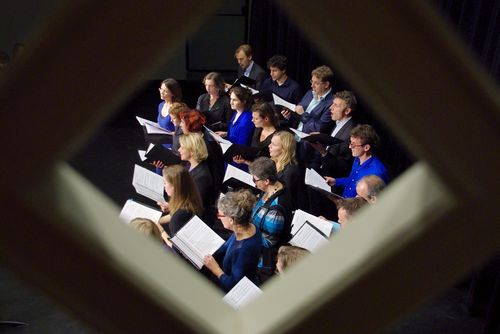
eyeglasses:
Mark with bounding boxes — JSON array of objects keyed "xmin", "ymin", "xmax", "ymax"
[
  {"xmin": 349, "ymin": 142, "xmax": 365, "ymax": 148},
  {"xmin": 253, "ymin": 177, "xmax": 263, "ymax": 183},
  {"xmin": 310, "ymin": 80, "xmax": 324, "ymax": 86},
  {"xmin": 217, "ymin": 212, "xmax": 226, "ymax": 219}
]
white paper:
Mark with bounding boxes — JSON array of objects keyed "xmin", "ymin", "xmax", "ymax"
[
  {"xmin": 132, "ymin": 164, "xmax": 165, "ymax": 203},
  {"xmin": 119, "ymin": 199, "xmax": 162, "ymax": 223},
  {"xmin": 290, "ymin": 209, "xmax": 333, "ymax": 237},
  {"xmin": 223, "ymin": 164, "xmax": 255, "ymax": 187},
  {"xmin": 223, "ymin": 276, "xmax": 262, "ymax": 309},
  {"xmin": 240, "ymin": 84, "xmax": 259, "ymax": 95},
  {"xmin": 138, "ymin": 144, "xmax": 155, "ymax": 161},
  {"xmin": 289, "ymin": 222, "xmax": 329, "ymax": 252},
  {"xmin": 204, "ymin": 126, "xmax": 232, "ymax": 145},
  {"xmin": 273, "ymin": 93, "xmax": 297, "ymax": 111},
  {"xmin": 289, "ymin": 127, "xmax": 309, "ymax": 139},
  {"xmin": 305, "ymin": 168, "xmax": 331, "ymax": 192},
  {"xmin": 171, "ymin": 215, "xmax": 225, "ymax": 269},
  {"xmin": 220, "ymin": 142, "xmax": 233, "ymax": 154},
  {"xmin": 144, "ymin": 123, "xmax": 173, "ymax": 135}
]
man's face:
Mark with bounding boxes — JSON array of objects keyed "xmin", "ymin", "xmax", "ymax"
[
  {"xmin": 349, "ymin": 136, "xmax": 368, "ymax": 158},
  {"xmin": 270, "ymin": 66, "xmax": 285, "ymax": 82},
  {"xmin": 236, "ymin": 51, "xmax": 252, "ymax": 70},
  {"xmin": 310, "ymin": 75, "xmax": 329, "ymax": 96},
  {"xmin": 330, "ymin": 98, "xmax": 350, "ymax": 121}
]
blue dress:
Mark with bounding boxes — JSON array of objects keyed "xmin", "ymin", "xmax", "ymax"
[
  {"xmin": 213, "ymin": 228, "xmax": 261, "ymax": 292},
  {"xmin": 157, "ymin": 101, "xmax": 175, "ymax": 132}
]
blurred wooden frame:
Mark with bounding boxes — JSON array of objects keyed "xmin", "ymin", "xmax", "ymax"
[{"xmin": 0, "ymin": 1, "xmax": 499, "ymax": 333}]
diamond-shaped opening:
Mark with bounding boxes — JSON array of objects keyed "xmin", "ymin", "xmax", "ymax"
[{"xmin": 1, "ymin": 0, "xmax": 498, "ymax": 333}]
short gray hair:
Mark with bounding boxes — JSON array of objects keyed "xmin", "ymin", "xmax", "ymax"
[
  {"xmin": 218, "ymin": 189, "xmax": 256, "ymax": 226},
  {"xmin": 249, "ymin": 157, "xmax": 278, "ymax": 183}
]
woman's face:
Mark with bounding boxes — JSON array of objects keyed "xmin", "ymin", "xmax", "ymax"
[
  {"xmin": 178, "ymin": 143, "xmax": 192, "ymax": 161},
  {"xmin": 159, "ymin": 84, "xmax": 173, "ymax": 101},
  {"xmin": 180, "ymin": 119, "xmax": 189, "ymax": 134},
  {"xmin": 205, "ymin": 79, "xmax": 219, "ymax": 96},
  {"xmin": 252, "ymin": 112, "xmax": 266, "ymax": 128},
  {"xmin": 217, "ymin": 210, "xmax": 233, "ymax": 231},
  {"xmin": 163, "ymin": 178, "xmax": 174, "ymax": 197},
  {"xmin": 172, "ymin": 116, "xmax": 181, "ymax": 127},
  {"xmin": 269, "ymin": 135, "xmax": 283, "ymax": 158},
  {"xmin": 230, "ymin": 92, "xmax": 245, "ymax": 111}
]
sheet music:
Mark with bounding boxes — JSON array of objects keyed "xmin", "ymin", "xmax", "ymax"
[
  {"xmin": 144, "ymin": 123, "xmax": 173, "ymax": 135},
  {"xmin": 273, "ymin": 93, "xmax": 297, "ymax": 111},
  {"xmin": 132, "ymin": 164, "xmax": 165, "ymax": 203},
  {"xmin": 136, "ymin": 116, "xmax": 160, "ymax": 128},
  {"xmin": 289, "ymin": 222, "xmax": 329, "ymax": 252},
  {"xmin": 119, "ymin": 199, "xmax": 162, "ymax": 223},
  {"xmin": 305, "ymin": 168, "xmax": 331, "ymax": 192},
  {"xmin": 223, "ymin": 276, "xmax": 262, "ymax": 309},
  {"xmin": 204, "ymin": 126, "xmax": 232, "ymax": 145},
  {"xmin": 171, "ymin": 215, "xmax": 224, "ymax": 269},
  {"xmin": 289, "ymin": 127, "xmax": 309, "ymax": 139},
  {"xmin": 290, "ymin": 209, "xmax": 333, "ymax": 237},
  {"xmin": 223, "ymin": 164, "xmax": 254, "ymax": 186},
  {"xmin": 240, "ymin": 84, "xmax": 259, "ymax": 95}
]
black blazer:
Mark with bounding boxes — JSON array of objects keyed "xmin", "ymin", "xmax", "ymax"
[
  {"xmin": 196, "ymin": 94, "xmax": 232, "ymax": 131},
  {"xmin": 319, "ymin": 118, "xmax": 356, "ymax": 178},
  {"xmin": 237, "ymin": 62, "xmax": 267, "ymax": 89}
]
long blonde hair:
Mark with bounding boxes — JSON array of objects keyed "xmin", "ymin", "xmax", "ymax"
[
  {"xmin": 162, "ymin": 165, "xmax": 203, "ymax": 215},
  {"xmin": 272, "ymin": 131, "xmax": 297, "ymax": 172}
]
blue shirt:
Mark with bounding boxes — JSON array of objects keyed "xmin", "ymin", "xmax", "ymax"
[
  {"xmin": 336, "ymin": 156, "xmax": 388, "ymax": 198},
  {"xmin": 259, "ymin": 77, "xmax": 302, "ymax": 104},
  {"xmin": 214, "ymin": 229, "xmax": 261, "ymax": 292},
  {"xmin": 227, "ymin": 110, "xmax": 255, "ymax": 146}
]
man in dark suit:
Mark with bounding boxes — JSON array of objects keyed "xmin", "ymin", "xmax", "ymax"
[
  {"xmin": 307, "ymin": 91, "xmax": 357, "ymax": 218},
  {"xmin": 311, "ymin": 90, "xmax": 357, "ymax": 178},
  {"xmin": 235, "ymin": 44, "xmax": 267, "ymax": 89},
  {"xmin": 281, "ymin": 65, "xmax": 335, "ymax": 168}
]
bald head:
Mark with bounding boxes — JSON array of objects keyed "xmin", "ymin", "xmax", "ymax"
[{"xmin": 356, "ymin": 175, "xmax": 386, "ymax": 203}]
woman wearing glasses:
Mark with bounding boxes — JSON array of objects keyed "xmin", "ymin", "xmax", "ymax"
[{"xmin": 203, "ymin": 189, "xmax": 261, "ymax": 292}]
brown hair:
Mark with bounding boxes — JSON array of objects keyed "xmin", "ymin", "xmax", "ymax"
[
  {"xmin": 161, "ymin": 78, "xmax": 183, "ymax": 102},
  {"xmin": 311, "ymin": 65, "xmax": 334, "ymax": 85},
  {"xmin": 334, "ymin": 91, "xmax": 357, "ymax": 112},
  {"xmin": 203, "ymin": 72, "xmax": 226, "ymax": 93},
  {"xmin": 350, "ymin": 124, "xmax": 380, "ymax": 153},
  {"xmin": 337, "ymin": 197, "xmax": 368, "ymax": 217},
  {"xmin": 277, "ymin": 245, "xmax": 310, "ymax": 271},
  {"xmin": 162, "ymin": 165, "xmax": 203, "ymax": 216},
  {"xmin": 252, "ymin": 102, "xmax": 279, "ymax": 129},
  {"xmin": 235, "ymin": 44, "xmax": 253, "ymax": 57}
]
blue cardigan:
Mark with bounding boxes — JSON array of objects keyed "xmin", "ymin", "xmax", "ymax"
[
  {"xmin": 213, "ymin": 229, "xmax": 261, "ymax": 292},
  {"xmin": 227, "ymin": 110, "xmax": 255, "ymax": 146}
]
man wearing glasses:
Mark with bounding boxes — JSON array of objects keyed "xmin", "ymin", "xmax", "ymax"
[
  {"xmin": 325, "ymin": 124, "xmax": 388, "ymax": 198},
  {"xmin": 281, "ymin": 65, "xmax": 335, "ymax": 167}
]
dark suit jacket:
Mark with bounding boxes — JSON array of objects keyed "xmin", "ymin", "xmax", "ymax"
[
  {"xmin": 196, "ymin": 94, "xmax": 232, "ymax": 131},
  {"xmin": 289, "ymin": 89, "xmax": 335, "ymax": 134},
  {"xmin": 319, "ymin": 118, "xmax": 356, "ymax": 177},
  {"xmin": 237, "ymin": 61, "xmax": 267, "ymax": 89}
]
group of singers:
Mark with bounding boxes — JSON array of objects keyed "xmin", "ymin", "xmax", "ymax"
[{"xmin": 131, "ymin": 44, "xmax": 390, "ymax": 293}]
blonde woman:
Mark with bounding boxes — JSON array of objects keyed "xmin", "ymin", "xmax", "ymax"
[
  {"xmin": 269, "ymin": 131, "xmax": 306, "ymax": 210},
  {"xmin": 178, "ymin": 133, "xmax": 214, "ymax": 223}
]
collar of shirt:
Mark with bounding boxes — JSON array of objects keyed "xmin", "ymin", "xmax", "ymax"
[
  {"xmin": 314, "ymin": 88, "xmax": 332, "ymax": 101},
  {"xmin": 331, "ymin": 117, "xmax": 352, "ymax": 137},
  {"xmin": 244, "ymin": 61, "xmax": 255, "ymax": 77},
  {"xmin": 274, "ymin": 76, "xmax": 291, "ymax": 87}
]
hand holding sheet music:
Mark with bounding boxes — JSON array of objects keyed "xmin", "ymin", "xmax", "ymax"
[
  {"xmin": 169, "ymin": 215, "xmax": 225, "ymax": 269},
  {"xmin": 273, "ymin": 93, "xmax": 297, "ymax": 112},
  {"xmin": 305, "ymin": 168, "xmax": 331, "ymax": 192}
]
